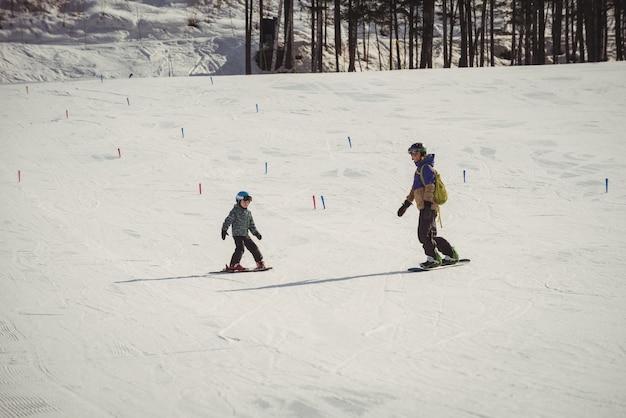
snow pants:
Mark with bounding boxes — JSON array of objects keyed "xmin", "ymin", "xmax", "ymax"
[
  {"xmin": 230, "ymin": 236, "xmax": 263, "ymax": 266},
  {"xmin": 418, "ymin": 208, "xmax": 454, "ymax": 259}
]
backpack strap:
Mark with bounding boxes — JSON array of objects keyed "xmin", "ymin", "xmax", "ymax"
[
  {"xmin": 419, "ymin": 165, "xmax": 444, "ymax": 228},
  {"xmin": 418, "ymin": 164, "xmax": 437, "ymax": 186}
]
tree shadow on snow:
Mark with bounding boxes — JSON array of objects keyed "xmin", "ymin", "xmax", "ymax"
[{"xmin": 220, "ymin": 270, "xmax": 409, "ymax": 292}]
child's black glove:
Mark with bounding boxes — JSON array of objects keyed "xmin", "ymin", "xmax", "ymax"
[
  {"xmin": 221, "ymin": 230, "xmax": 228, "ymax": 240},
  {"xmin": 254, "ymin": 232, "xmax": 262, "ymax": 240},
  {"xmin": 397, "ymin": 200, "xmax": 411, "ymax": 217}
]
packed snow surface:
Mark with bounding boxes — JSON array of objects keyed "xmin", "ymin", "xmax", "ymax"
[{"xmin": 1, "ymin": 61, "xmax": 626, "ymax": 417}]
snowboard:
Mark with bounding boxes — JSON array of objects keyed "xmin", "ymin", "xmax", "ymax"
[
  {"xmin": 210, "ymin": 266, "xmax": 273, "ymax": 274},
  {"xmin": 408, "ymin": 258, "xmax": 470, "ymax": 272}
]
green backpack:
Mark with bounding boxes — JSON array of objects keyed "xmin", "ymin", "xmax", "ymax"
[{"xmin": 419, "ymin": 166, "xmax": 448, "ymax": 205}]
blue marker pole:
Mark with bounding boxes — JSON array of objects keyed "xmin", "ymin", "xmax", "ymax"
[
  {"xmin": 210, "ymin": 76, "xmax": 214, "ymax": 85},
  {"xmin": 100, "ymin": 74, "xmax": 104, "ymax": 82},
  {"xmin": 181, "ymin": 128, "xmax": 185, "ymax": 138},
  {"xmin": 256, "ymin": 104, "xmax": 259, "ymax": 113},
  {"xmin": 463, "ymin": 170, "xmax": 466, "ymax": 183},
  {"xmin": 606, "ymin": 178, "xmax": 609, "ymax": 193},
  {"xmin": 127, "ymin": 97, "xmax": 130, "ymax": 106},
  {"xmin": 265, "ymin": 162, "xmax": 268, "ymax": 174},
  {"xmin": 321, "ymin": 195, "xmax": 326, "ymax": 209},
  {"xmin": 348, "ymin": 136, "xmax": 352, "ymax": 148}
]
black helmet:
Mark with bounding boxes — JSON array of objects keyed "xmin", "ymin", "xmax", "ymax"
[{"xmin": 408, "ymin": 143, "xmax": 427, "ymax": 155}]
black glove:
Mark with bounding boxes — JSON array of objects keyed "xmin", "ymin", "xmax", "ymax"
[
  {"xmin": 397, "ymin": 200, "xmax": 411, "ymax": 217},
  {"xmin": 254, "ymin": 232, "xmax": 262, "ymax": 240},
  {"xmin": 423, "ymin": 201, "xmax": 432, "ymax": 210},
  {"xmin": 221, "ymin": 230, "xmax": 228, "ymax": 240}
]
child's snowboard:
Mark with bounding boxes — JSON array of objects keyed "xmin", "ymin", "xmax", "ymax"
[{"xmin": 210, "ymin": 266, "xmax": 273, "ymax": 274}]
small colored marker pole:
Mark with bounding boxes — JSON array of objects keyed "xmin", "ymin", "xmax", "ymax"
[
  {"xmin": 18, "ymin": 170, "xmax": 21, "ymax": 182},
  {"xmin": 118, "ymin": 148, "xmax": 121, "ymax": 158},
  {"xmin": 265, "ymin": 162, "xmax": 268, "ymax": 174},
  {"xmin": 210, "ymin": 76, "xmax": 214, "ymax": 85},
  {"xmin": 606, "ymin": 178, "xmax": 609, "ymax": 193},
  {"xmin": 26, "ymin": 86, "xmax": 29, "ymax": 94},
  {"xmin": 199, "ymin": 183, "xmax": 202, "ymax": 195},
  {"xmin": 256, "ymin": 104, "xmax": 259, "ymax": 113},
  {"xmin": 312, "ymin": 195, "xmax": 317, "ymax": 209},
  {"xmin": 181, "ymin": 128, "xmax": 185, "ymax": 138},
  {"xmin": 100, "ymin": 74, "xmax": 104, "ymax": 82},
  {"xmin": 66, "ymin": 110, "xmax": 69, "ymax": 119},
  {"xmin": 348, "ymin": 136, "xmax": 352, "ymax": 148},
  {"xmin": 463, "ymin": 170, "xmax": 466, "ymax": 183},
  {"xmin": 321, "ymin": 195, "xmax": 326, "ymax": 209},
  {"xmin": 127, "ymin": 97, "xmax": 130, "ymax": 106}
]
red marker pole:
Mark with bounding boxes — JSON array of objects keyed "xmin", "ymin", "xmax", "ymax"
[
  {"xmin": 312, "ymin": 195, "xmax": 316, "ymax": 209},
  {"xmin": 118, "ymin": 148, "xmax": 121, "ymax": 158},
  {"xmin": 199, "ymin": 183, "xmax": 202, "ymax": 195},
  {"xmin": 66, "ymin": 110, "xmax": 69, "ymax": 119},
  {"xmin": 18, "ymin": 170, "xmax": 21, "ymax": 182}
]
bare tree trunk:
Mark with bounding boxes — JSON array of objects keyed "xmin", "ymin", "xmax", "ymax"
[
  {"xmin": 479, "ymin": 0, "xmax": 488, "ymax": 67},
  {"xmin": 443, "ymin": 0, "xmax": 449, "ymax": 68},
  {"xmin": 283, "ymin": 0, "xmax": 294, "ymax": 70},
  {"xmin": 616, "ymin": 0, "xmax": 624, "ymax": 61},
  {"xmin": 409, "ymin": 1, "xmax": 416, "ymax": 69},
  {"xmin": 490, "ymin": 0, "xmax": 494, "ymax": 66},
  {"xmin": 311, "ymin": 0, "xmax": 317, "ymax": 72},
  {"xmin": 317, "ymin": 1, "xmax": 324, "ymax": 72},
  {"xmin": 536, "ymin": 0, "xmax": 546, "ymax": 64},
  {"xmin": 448, "ymin": 1, "xmax": 457, "ymax": 67},
  {"xmin": 393, "ymin": 0, "xmax": 402, "ymax": 69},
  {"xmin": 245, "ymin": 0, "xmax": 252, "ymax": 74},
  {"xmin": 467, "ymin": 0, "xmax": 475, "ymax": 66},
  {"xmin": 459, "ymin": 0, "xmax": 469, "ymax": 67},
  {"xmin": 334, "ymin": 0, "xmax": 341, "ymax": 71},
  {"xmin": 553, "ymin": 0, "xmax": 564, "ymax": 59},
  {"xmin": 565, "ymin": 0, "xmax": 571, "ymax": 62},
  {"xmin": 524, "ymin": 0, "xmax": 532, "ymax": 64},
  {"xmin": 420, "ymin": 0, "xmax": 435, "ymax": 68},
  {"xmin": 512, "ymin": 0, "xmax": 517, "ymax": 65},
  {"xmin": 576, "ymin": 0, "xmax": 586, "ymax": 62},
  {"xmin": 348, "ymin": 0, "xmax": 357, "ymax": 71}
]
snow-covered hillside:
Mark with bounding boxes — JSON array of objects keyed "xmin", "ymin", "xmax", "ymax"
[
  {"xmin": 0, "ymin": 0, "xmax": 258, "ymax": 82},
  {"xmin": 1, "ymin": 58, "xmax": 626, "ymax": 416},
  {"xmin": 0, "ymin": 0, "xmax": 514, "ymax": 82}
]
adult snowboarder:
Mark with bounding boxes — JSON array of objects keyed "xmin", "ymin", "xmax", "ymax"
[{"xmin": 397, "ymin": 143, "xmax": 459, "ymax": 268}]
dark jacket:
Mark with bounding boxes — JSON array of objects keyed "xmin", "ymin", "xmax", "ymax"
[{"xmin": 222, "ymin": 204, "xmax": 260, "ymax": 237}]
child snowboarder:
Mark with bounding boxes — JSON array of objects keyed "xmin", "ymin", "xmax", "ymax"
[
  {"xmin": 221, "ymin": 191, "xmax": 266, "ymax": 271},
  {"xmin": 397, "ymin": 143, "xmax": 459, "ymax": 268}
]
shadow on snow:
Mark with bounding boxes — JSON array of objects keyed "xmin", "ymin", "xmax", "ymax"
[{"xmin": 220, "ymin": 270, "xmax": 410, "ymax": 292}]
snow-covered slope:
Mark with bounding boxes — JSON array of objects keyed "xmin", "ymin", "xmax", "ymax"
[{"xmin": 2, "ymin": 61, "xmax": 626, "ymax": 417}]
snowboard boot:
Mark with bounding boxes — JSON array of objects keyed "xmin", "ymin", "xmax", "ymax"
[
  {"xmin": 420, "ymin": 253, "xmax": 442, "ymax": 269},
  {"xmin": 228, "ymin": 263, "xmax": 246, "ymax": 271},
  {"xmin": 256, "ymin": 261, "xmax": 266, "ymax": 270},
  {"xmin": 441, "ymin": 248, "xmax": 459, "ymax": 266}
]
